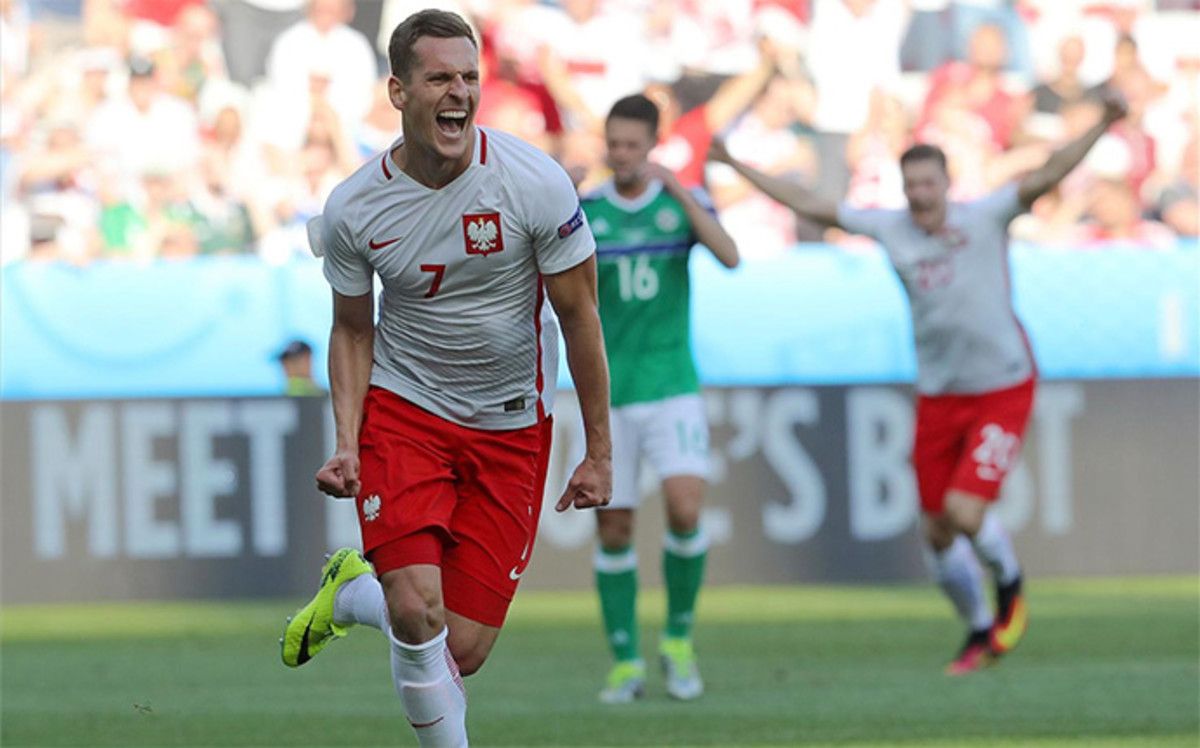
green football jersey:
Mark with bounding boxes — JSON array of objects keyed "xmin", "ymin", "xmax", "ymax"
[{"xmin": 582, "ymin": 180, "xmax": 706, "ymax": 407}]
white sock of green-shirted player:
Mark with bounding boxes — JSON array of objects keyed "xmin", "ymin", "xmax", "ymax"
[
  {"xmin": 927, "ymin": 535, "xmax": 993, "ymax": 632},
  {"xmin": 334, "ymin": 572, "xmax": 389, "ymax": 630},
  {"xmin": 970, "ymin": 512, "xmax": 1021, "ymax": 585},
  {"xmin": 662, "ymin": 528, "xmax": 708, "ymax": 640},
  {"xmin": 389, "ymin": 626, "xmax": 468, "ymax": 748}
]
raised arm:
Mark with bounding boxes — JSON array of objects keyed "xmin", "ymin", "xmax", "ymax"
[
  {"xmin": 708, "ymin": 137, "xmax": 842, "ymax": 228},
  {"xmin": 315, "ymin": 289, "xmax": 375, "ymax": 498},
  {"xmin": 702, "ymin": 39, "xmax": 778, "ymax": 133},
  {"xmin": 1018, "ymin": 90, "xmax": 1128, "ymax": 209},
  {"xmin": 543, "ymin": 256, "xmax": 613, "ymax": 512},
  {"xmin": 646, "ymin": 162, "xmax": 739, "ymax": 268}
]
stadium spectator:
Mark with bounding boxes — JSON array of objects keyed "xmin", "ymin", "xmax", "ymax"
[
  {"xmin": 558, "ymin": 124, "xmax": 606, "ymax": 192},
  {"xmin": 65, "ymin": 46, "xmax": 122, "ymax": 124},
  {"xmin": 281, "ymin": 15, "xmax": 611, "ymax": 748},
  {"xmin": 647, "ymin": 36, "xmax": 783, "ymax": 190},
  {"xmin": 190, "ymin": 152, "xmax": 256, "ymax": 255},
  {"xmin": 1089, "ymin": 31, "xmax": 1137, "ymax": 98},
  {"xmin": 258, "ymin": 136, "xmax": 345, "ymax": 263},
  {"xmin": 122, "ymin": 0, "xmax": 204, "ymax": 27},
  {"xmin": 582, "ymin": 92, "xmax": 738, "ymax": 706},
  {"xmin": 264, "ymin": 0, "xmax": 377, "ymax": 131},
  {"xmin": 1031, "ymin": 34, "xmax": 1089, "ymax": 115},
  {"xmin": 215, "ymin": 0, "xmax": 305, "ymax": 85},
  {"xmin": 901, "ymin": 0, "xmax": 1033, "ymax": 77},
  {"xmin": 919, "ymin": 23, "xmax": 1029, "ymax": 151},
  {"xmin": 1153, "ymin": 134, "xmax": 1198, "ymax": 237},
  {"xmin": 534, "ymin": 0, "xmax": 649, "ymax": 132},
  {"xmin": 354, "ymin": 74, "xmax": 402, "ymax": 157},
  {"xmin": 0, "ymin": 0, "xmax": 30, "ymax": 81},
  {"xmin": 476, "ymin": 49, "xmax": 552, "ymax": 154},
  {"xmin": 710, "ymin": 88, "xmax": 1130, "ymax": 676},
  {"xmin": 806, "ymin": 0, "xmax": 907, "ymax": 199},
  {"xmin": 99, "ymin": 167, "xmax": 200, "ymax": 260},
  {"xmin": 154, "ymin": 3, "xmax": 228, "ymax": 104},
  {"xmin": 0, "ymin": 0, "xmax": 1192, "ymax": 275},
  {"xmin": 1075, "ymin": 177, "xmax": 1176, "ymax": 248},
  {"xmin": 199, "ymin": 93, "xmax": 269, "ymax": 207},
  {"xmin": 1106, "ymin": 66, "xmax": 1159, "ymax": 201},
  {"xmin": 84, "ymin": 55, "xmax": 200, "ymax": 188},
  {"xmin": 844, "ymin": 90, "xmax": 910, "ymax": 209},
  {"xmin": 15, "ymin": 118, "xmax": 101, "ymax": 261},
  {"xmin": 82, "ymin": 0, "xmax": 134, "ymax": 49},
  {"xmin": 708, "ymin": 75, "xmax": 822, "ymax": 257},
  {"xmin": 376, "ymin": 0, "xmax": 474, "ymax": 59},
  {"xmin": 1009, "ymin": 185, "xmax": 1087, "ymax": 245}
]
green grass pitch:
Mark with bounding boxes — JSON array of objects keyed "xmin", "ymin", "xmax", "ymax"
[{"xmin": 2, "ymin": 577, "xmax": 1196, "ymax": 747}]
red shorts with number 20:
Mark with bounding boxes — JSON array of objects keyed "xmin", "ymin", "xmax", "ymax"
[
  {"xmin": 913, "ymin": 378, "xmax": 1035, "ymax": 514},
  {"xmin": 355, "ymin": 387, "xmax": 552, "ymax": 627}
]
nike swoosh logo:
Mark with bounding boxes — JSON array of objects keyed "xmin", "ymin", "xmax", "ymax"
[
  {"xmin": 410, "ymin": 716, "xmax": 445, "ymax": 729},
  {"xmin": 508, "ymin": 567, "xmax": 524, "ymax": 581},
  {"xmin": 297, "ymin": 618, "xmax": 314, "ymax": 665},
  {"xmin": 369, "ymin": 236, "xmax": 402, "ymax": 250}
]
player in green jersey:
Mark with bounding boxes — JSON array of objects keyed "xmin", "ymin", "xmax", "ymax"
[{"xmin": 581, "ymin": 94, "xmax": 739, "ymax": 703}]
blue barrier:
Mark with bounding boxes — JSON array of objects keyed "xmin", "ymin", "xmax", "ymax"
[{"xmin": 2, "ymin": 245, "xmax": 1197, "ymax": 399}]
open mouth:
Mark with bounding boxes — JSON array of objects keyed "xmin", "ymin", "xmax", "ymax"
[{"xmin": 436, "ymin": 109, "xmax": 468, "ymax": 137}]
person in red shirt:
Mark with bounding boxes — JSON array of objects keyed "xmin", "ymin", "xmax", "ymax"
[{"xmin": 919, "ymin": 23, "xmax": 1028, "ymax": 151}]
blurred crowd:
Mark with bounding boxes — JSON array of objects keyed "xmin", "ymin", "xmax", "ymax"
[{"xmin": 1, "ymin": 0, "xmax": 1196, "ymax": 265}]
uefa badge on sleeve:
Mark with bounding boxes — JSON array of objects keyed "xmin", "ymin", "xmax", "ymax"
[{"xmin": 463, "ymin": 212, "xmax": 504, "ymax": 256}]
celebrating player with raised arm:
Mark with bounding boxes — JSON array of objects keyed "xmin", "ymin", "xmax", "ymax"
[
  {"xmin": 709, "ymin": 90, "xmax": 1127, "ymax": 674},
  {"xmin": 583, "ymin": 94, "xmax": 738, "ymax": 703},
  {"xmin": 280, "ymin": 10, "xmax": 611, "ymax": 747}
]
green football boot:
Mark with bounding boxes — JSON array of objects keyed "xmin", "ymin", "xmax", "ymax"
[{"xmin": 280, "ymin": 548, "xmax": 373, "ymax": 667}]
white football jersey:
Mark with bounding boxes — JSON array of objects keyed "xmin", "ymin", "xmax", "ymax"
[
  {"xmin": 320, "ymin": 127, "xmax": 595, "ymax": 429},
  {"xmin": 838, "ymin": 183, "xmax": 1035, "ymax": 395}
]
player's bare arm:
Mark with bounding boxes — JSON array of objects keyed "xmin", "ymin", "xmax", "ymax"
[
  {"xmin": 543, "ymin": 255, "xmax": 613, "ymax": 512},
  {"xmin": 315, "ymin": 289, "xmax": 375, "ymax": 499},
  {"xmin": 1017, "ymin": 90, "xmax": 1128, "ymax": 209},
  {"xmin": 644, "ymin": 162, "xmax": 740, "ymax": 268},
  {"xmin": 707, "ymin": 136, "xmax": 842, "ymax": 228}
]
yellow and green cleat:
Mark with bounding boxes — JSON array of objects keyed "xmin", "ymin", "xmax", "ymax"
[
  {"xmin": 280, "ymin": 548, "xmax": 373, "ymax": 668},
  {"xmin": 659, "ymin": 637, "xmax": 704, "ymax": 700},
  {"xmin": 598, "ymin": 660, "xmax": 646, "ymax": 704}
]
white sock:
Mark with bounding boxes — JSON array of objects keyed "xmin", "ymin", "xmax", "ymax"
[
  {"xmin": 926, "ymin": 535, "xmax": 993, "ymax": 631},
  {"xmin": 971, "ymin": 512, "xmax": 1021, "ymax": 586},
  {"xmin": 389, "ymin": 626, "xmax": 468, "ymax": 748},
  {"xmin": 333, "ymin": 574, "xmax": 388, "ymax": 630}
]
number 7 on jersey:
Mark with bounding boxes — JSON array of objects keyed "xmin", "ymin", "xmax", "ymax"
[{"xmin": 420, "ymin": 264, "xmax": 446, "ymax": 298}]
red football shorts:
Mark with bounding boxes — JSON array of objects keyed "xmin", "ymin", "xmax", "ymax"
[
  {"xmin": 913, "ymin": 378, "xmax": 1035, "ymax": 514},
  {"xmin": 355, "ymin": 387, "xmax": 552, "ymax": 627}
]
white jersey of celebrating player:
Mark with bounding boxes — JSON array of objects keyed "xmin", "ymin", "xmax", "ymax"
[
  {"xmin": 319, "ymin": 127, "xmax": 595, "ymax": 430},
  {"xmin": 838, "ymin": 183, "xmax": 1035, "ymax": 395}
]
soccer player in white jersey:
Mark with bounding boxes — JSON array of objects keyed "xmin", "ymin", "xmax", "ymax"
[
  {"xmin": 279, "ymin": 10, "xmax": 612, "ymax": 747},
  {"xmin": 710, "ymin": 90, "xmax": 1127, "ymax": 675}
]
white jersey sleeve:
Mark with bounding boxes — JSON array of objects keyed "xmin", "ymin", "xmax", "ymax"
[
  {"xmin": 320, "ymin": 192, "xmax": 373, "ymax": 297},
  {"xmin": 836, "ymin": 204, "xmax": 891, "ymax": 240},
  {"xmin": 526, "ymin": 158, "xmax": 595, "ymax": 275},
  {"xmin": 971, "ymin": 182, "xmax": 1024, "ymax": 228}
]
